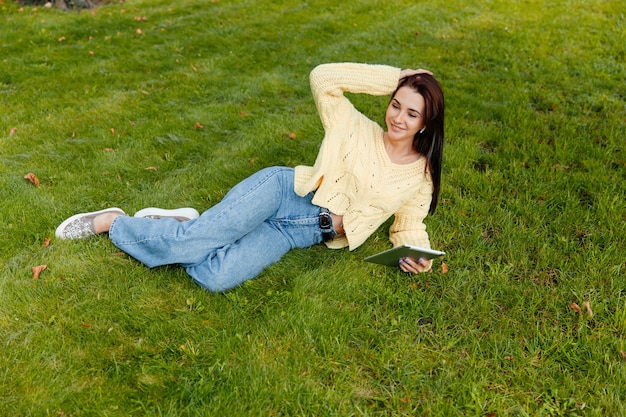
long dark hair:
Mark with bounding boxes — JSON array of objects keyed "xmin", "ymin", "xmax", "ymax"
[{"xmin": 392, "ymin": 73, "xmax": 444, "ymax": 214}]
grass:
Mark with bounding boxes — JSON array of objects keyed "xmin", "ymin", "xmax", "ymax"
[{"xmin": 1, "ymin": 0, "xmax": 625, "ymax": 415}]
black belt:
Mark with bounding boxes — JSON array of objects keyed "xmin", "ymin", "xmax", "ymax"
[{"xmin": 319, "ymin": 207, "xmax": 336, "ymax": 242}]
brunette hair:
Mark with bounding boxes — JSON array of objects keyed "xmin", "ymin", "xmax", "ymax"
[{"xmin": 392, "ymin": 73, "xmax": 444, "ymax": 214}]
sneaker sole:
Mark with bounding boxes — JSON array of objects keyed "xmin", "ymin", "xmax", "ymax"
[
  {"xmin": 55, "ymin": 207, "xmax": 126, "ymax": 239},
  {"xmin": 134, "ymin": 207, "xmax": 200, "ymax": 221}
]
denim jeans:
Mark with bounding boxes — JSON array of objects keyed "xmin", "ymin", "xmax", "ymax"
[{"xmin": 109, "ymin": 167, "xmax": 326, "ymax": 292}]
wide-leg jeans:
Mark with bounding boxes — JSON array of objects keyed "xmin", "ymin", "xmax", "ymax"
[{"xmin": 109, "ymin": 167, "xmax": 326, "ymax": 292}]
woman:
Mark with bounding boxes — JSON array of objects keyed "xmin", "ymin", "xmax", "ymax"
[{"xmin": 56, "ymin": 63, "xmax": 445, "ymax": 292}]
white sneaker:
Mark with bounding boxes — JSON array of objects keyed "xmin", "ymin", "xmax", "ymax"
[
  {"xmin": 134, "ymin": 207, "xmax": 200, "ymax": 222},
  {"xmin": 56, "ymin": 208, "xmax": 126, "ymax": 239}
]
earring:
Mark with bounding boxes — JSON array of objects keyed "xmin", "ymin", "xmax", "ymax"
[{"xmin": 419, "ymin": 128, "xmax": 426, "ymax": 134}]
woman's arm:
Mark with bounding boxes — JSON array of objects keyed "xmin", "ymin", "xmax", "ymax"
[
  {"xmin": 389, "ymin": 183, "xmax": 434, "ymax": 274},
  {"xmin": 309, "ymin": 63, "xmax": 401, "ymax": 131}
]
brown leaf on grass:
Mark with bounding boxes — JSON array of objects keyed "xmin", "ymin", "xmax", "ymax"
[
  {"xmin": 82, "ymin": 322, "xmax": 93, "ymax": 329},
  {"xmin": 288, "ymin": 132, "xmax": 297, "ymax": 139},
  {"xmin": 570, "ymin": 303, "xmax": 583, "ymax": 318},
  {"xmin": 88, "ymin": 51, "xmax": 94, "ymax": 56},
  {"xmin": 9, "ymin": 127, "xmax": 17, "ymax": 135},
  {"xmin": 42, "ymin": 237, "xmax": 51, "ymax": 247},
  {"xmin": 136, "ymin": 28, "xmax": 143, "ymax": 35},
  {"xmin": 583, "ymin": 300, "xmax": 594, "ymax": 318},
  {"xmin": 195, "ymin": 122, "xmax": 204, "ymax": 129},
  {"xmin": 110, "ymin": 128, "xmax": 115, "ymax": 135},
  {"xmin": 105, "ymin": 148, "xmax": 115, "ymax": 153},
  {"xmin": 58, "ymin": 36, "xmax": 66, "ymax": 42},
  {"xmin": 441, "ymin": 262, "xmax": 449, "ymax": 273},
  {"xmin": 24, "ymin": 172, "xmax": 40, "ymax": 188},
  {"xmin": 399, "ymin": 395, "xmax": 411, "ymax": 403},
  {"xmin": 145, "ymin": 166, "xmax": 158, "ymax": 171},
  {"xmin": 32, "ymin": 264, "xmax": 48, "ymax": 279},
  {"xmin": 620, "ymin": 351, "xmax": 626, "ymax": 361},
  {"xmin": 504, "ymin": 355, "xmax": 514, "ymax": 361}
]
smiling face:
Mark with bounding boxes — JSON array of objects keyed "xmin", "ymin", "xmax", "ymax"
[{"xmin": 385, "ymin": 86, "xmax": 426, "ymax": 144}]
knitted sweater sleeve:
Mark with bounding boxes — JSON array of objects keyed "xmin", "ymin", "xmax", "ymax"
[
  {"xmin": 389, "ymin": 179, "xmax": 434, "ymax": 249},
  {"xmin": 294, "ymin": 63, "xmax": 401, "ymax": 197},
  {"xmin": 309, "ymin": 63, "xmax": 401, "ymax": 131}
]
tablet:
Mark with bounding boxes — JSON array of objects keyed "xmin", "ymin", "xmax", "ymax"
[{"xmin": 364, "ymin": 244, "xmax": 445, "ymax": 266}]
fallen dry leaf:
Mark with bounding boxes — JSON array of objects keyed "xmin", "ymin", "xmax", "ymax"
[
  {"xmin": 570, "ymin": 303, "xmax": 583, "ymax": 318},
  {"xmin": 32, "ymin": 264, "xmax": 48, "ymax": 279},
  {"xmin": 583, "ymin": 300, "xmax": 594, "ymax": 318},
  {"xmin": 58, "ymin": 36, "xmax": 66, "ymax": 42},
  {"xmin": 82, "ymin": 322, "xmax": 93, "ymax": 329},
  {"xmin": 24, "ymin": 172, "xmax": 40, "ymax": 188},
  {"xmin": 136, "ymin": 28, "xmax": 143, "ymax": 35},
  {"xmin": 441, "ymin": 262, "xmax": 449, "ymax": 273},
  {"xmin": 504, "ymin": 355, "xmax": 514, "ymax": 361},
  {"xmin": 145, "ymin": 166, "xmax": 158, "ymax": 171},
  {"xmin": 620, "ymin": 351, "xmax": 626, "ymax": 361},
  {"xmin": 289, "ymin": 132, "xmax": 297, "ymax": 139},
  {"xmin": 42, "ymin": 237, "xmax": 51, "ymax": 247},
  {"xmin": 9, "ymin": 127, "xmax": 17, "ymax": 135},
  {"xmin": 110, "ymin": 128, "xmax": 115, "ymax": 135},
  {"xmin": 195, "ymin": 122, "xmax": 204, "ymax": 129}
]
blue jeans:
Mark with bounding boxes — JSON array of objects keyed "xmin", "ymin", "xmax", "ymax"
[{"xmin": 109, "ymin": 167, "xmax": 326, "ymax": 292}]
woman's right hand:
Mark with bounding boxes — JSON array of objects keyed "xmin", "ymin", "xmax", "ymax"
[{"xmin": 399, "ymin": 68, "xmax": 433, "ymax": 79}]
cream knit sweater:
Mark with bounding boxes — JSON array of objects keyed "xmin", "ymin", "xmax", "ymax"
[{"xmin": 294, "ymin": 63, "xmax": 434, "ymax": 251}]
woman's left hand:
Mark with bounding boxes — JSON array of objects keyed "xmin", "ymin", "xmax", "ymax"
[{"xmin": 398, "ymin": 257, "xmax": 432, "ymax": 274}]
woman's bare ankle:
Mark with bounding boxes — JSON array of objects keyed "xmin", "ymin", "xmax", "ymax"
[{"xmin": 93, "ymin": 212, "xmax": 123, "ymax": 234}]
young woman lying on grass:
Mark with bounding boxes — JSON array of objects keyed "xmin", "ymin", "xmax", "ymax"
[{"xmin": 56, "ymin": 63, "xmax": 445, "ymax": 292}]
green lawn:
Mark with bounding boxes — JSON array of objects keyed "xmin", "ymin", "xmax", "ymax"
[{"xmin": 1, "ymin": 0, "xmax": 625, "ymax": 415}]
